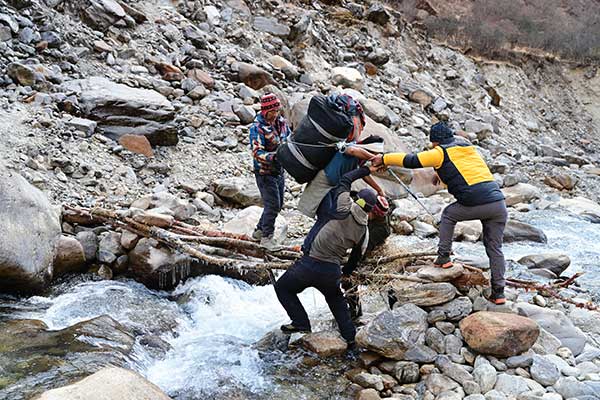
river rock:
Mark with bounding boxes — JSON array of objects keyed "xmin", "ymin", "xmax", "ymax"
[
  {"xmin": 435, "ymin": 355, "xmax": 474, "ymax": 385},
  {"xmin": 554, "ymin": 376, "xmax": 597, "ymax": 399},
  {"xmin": 517, "ymin": 303, "xmax": 586, "ymax": 356},
  {"xmin": 356, "ymin": 304, "xmax": 428, "ymax": 359},
  {"xmin": 403, "ymin": 344, "xmax": 438, "ymax": 363},
  {"xmin": 530, "ymin": 355, "xmax": 560, "ymax": 386},
  {"xmin": 128, "ymin": 238, "xmax": 191, "ymax": 289},
  {"xmin": 431, "ymin": 297, "xmax": 473, "ymax": 321},
  {"xmin": 518, "ymin": 254, "xmax": 571, "ymax": 276},
  {"xmin": 569, "ymin": 308, "xmax": 600, "ymax": 349},
  {"xmin": 0, "ymin": 165, "xmax": 61, "ymax": 293},
  {"xmin": 390, "ymin": 281, "xmax": 456, "ymax": 307},
  {"xmin": 353, "ymin": 372, "xmax": 384, "ymax": 391},
  {"xmin": 532, "ymin": 328, "xmax": 562, "ymax": 355},
  {"xmin": 76, "ymin": 230, "xmax": 98, "ymax": 262},
  {"xmin": 473, "ymin": 362, "xmax": 497, "ymax": 393},
  {"xmin": 213, "ymin": 177, "xmax": 262, "ymax": 207},
  {"xmin": 502, "ymin": 183, "xmax": 541, "ymax": 206},
  {"xmin": 53, "ymin": 235, "xmax": 87, "ymax": 276},
  {"xmin": 393, "ymin": 361, "xmax": 420, "ymax": 383},
  {"xmin": 98, "ymin": 231, "xmax": 124, "ymax": 264},
  {"xmin": 425, "ymin": 373, "xmax": 460, "ymax": 396},
  {"xmin": 61, "ymin": 77, "xmax": 177, "ymax": 146},
  {"xmin": 300, "ymin": 331, "xmax": 347, "ymax": 357},
  {"xmin": 426, "ymin": 327, "xmax": 446, "ymax": 353},
  {"xmin": 494, "ymin": 373, "xmax": 530, "ymax": 397},
  {"xmin": 356, "ymin": 388, "xmax": 381, "ymax": 400},
  {"xmin": 558, "ymin": 196, "xmax": 600, "ymax": 223},
  {"xmin": 331, "ymin": 67, "xmax": 364, "ymax": 90},
  {"xmin": 503, "ymin": 220, "xmax": 547, "ymax": 243},
  {"xmin": 35, "ymin": 367, "xmax": 170, "ymax": 400},
  {"xmin": 417, "ymin": 264, "xmax": 464, "ymax": 282},
  {"xmin": 460, "ymin": 312, "xmax": 539, "ymax": 357},
  {"xmin": 484, "ymin": 390, "xmax": 508, "ymax": 400}
]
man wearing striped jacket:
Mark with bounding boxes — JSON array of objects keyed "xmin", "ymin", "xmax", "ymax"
[{"xmin": 249, "ymin": 94, "xmax": 291, "ymax": 249}]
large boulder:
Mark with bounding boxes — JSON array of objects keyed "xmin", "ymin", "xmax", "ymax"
[
  {"xmin": 222, "ymin": 206, "xmax": 287, "ymax": 243},
  {"xmin": 212, "ymin": 177, "xmax": 262, "ymax": 207},
  {"xmin": 390, "ymin": 281, "xmax": 457, "ymax": 307},
  {"xmin": 235, "ymin": 62, "xmax": 275, "ymax": 90},
  {"xmin": 503, "ymin": 220, "xmax": 547, "ymax": 243},
  {"xmin": 1, "ymin": 316, "xmax": 135, "ymax": 394},
  {"xmin": 517, "ymin": 303, "xmax": 587, "ymax": 356},
  {"xmin": 501, "ymin": 183, "xmax": 541, "ymax": 206},
  {"xmin": 460, "ymin": 312, "xmax": 540, "ymax": 357},
  {"xmin": 300, "ymin": 331, "xmax": 347, "ymax": 357},
  {"xmin": 0, "ymin": 166, "xmax": 61, "ymax": 293},
  {"xmin": 558, "ymin": 196, "xmax": 600, "ymax": 223},
  {"xmin": 61, "ymin": 77, "xmax": 177, "ymax": 146},
  {"xmin": 417, "ymin": 264, "xmax": 464, "ymax": 282},
  {"xmin": 128, "ymin": 238, "xmax": 192, "ymax": 290},
  {"xmin": 331, "ymin": 67, "xmax": 364, "ymax": 90},
  {"xmin": 356, "ymin": 304, "xmax": 428, "ymax": 359},
  {"xmin": 68, "ymin": 0, "xmax": 138, "ymax": 32},
  {"xmin": 518, "ymin": 253, "xmax": 571, "ymax": 276},
  {"xmin": 34, "ymin": 367, "xmax": 170, "ymax": 400},
  {"xmin": 53, "ymin": 235, "xmax": 87, "ymax": 276},
  {"xmin": 431, "ymin": 297, "xmax": 473, "ymax": 321}
]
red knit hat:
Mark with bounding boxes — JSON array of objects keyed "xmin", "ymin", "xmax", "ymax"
[{"xmin": 260, "ymin": 93, "xmax": 281, "ymax": 116}]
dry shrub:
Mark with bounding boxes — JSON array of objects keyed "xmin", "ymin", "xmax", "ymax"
[{"xmin": 419, "ymin": 0, "xmax": 600, "ymax": 63}]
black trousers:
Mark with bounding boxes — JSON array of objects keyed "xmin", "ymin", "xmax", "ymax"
[{"xmin": 274, "ymin": 256, "xmax": 356, "ymax": 343}]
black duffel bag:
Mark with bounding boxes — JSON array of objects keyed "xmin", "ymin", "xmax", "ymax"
[{"xmin": 277, "ymin": 94, "xmax": 364, "ymax": 184}]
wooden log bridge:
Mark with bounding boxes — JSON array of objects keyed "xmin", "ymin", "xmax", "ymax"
[
  {"xmin": 62, "ymin": 205, "xmax": 437, "ymax": 280},
  {"xmin": 62, "ymin": 205, "xmax": 598, "ymax": 311}
]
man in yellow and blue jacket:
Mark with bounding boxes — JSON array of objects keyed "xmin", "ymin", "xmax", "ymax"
[{"xmin": 373, "ymin": 122, "xmax": 508, "ymax": 304}]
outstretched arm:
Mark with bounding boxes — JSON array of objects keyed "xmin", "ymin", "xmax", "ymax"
[
  {"xmin": 382, "ymin": 147, "xmax": 444, "ymax": 169},
  {"xmin": 362, "ymin": 175, "xmax": 384, "ymax": 197},
  {"xmin": 345, "ymin": 146, "xmax": 376, "ymax": 161}
]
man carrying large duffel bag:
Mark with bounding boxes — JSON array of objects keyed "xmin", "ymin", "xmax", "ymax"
[
  {"xmin": 249, "ymin": 94, "xmax": 291, "ymax": 249},
  {"xmin": 298, "ymin": 135, "xmax": 386, "ymax": 219}
]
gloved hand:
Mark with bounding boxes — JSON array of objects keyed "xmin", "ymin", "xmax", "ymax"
[{"xmin": 336, "ymin": 141, "xmax": 347, "ymax": 152}]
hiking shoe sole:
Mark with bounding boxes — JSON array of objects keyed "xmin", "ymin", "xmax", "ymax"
[{"xmin": 434, "ymin": 261, "xmax": 454, "ymax": 269}]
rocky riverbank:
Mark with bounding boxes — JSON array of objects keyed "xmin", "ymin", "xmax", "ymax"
[{"xmin": 253, "ymin": 264, "xmax": 600, "ymax": 400}]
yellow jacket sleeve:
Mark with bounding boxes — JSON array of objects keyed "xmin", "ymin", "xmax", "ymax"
[{"xmin": 384, "ymin": 147, "xmax": 444, "ymax": 169}]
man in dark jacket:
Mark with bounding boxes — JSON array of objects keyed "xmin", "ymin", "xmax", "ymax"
[
  {"xmin": 274, "ymin": 165, "xmax": 380, "ymax": 345},
  {"xmin": 373, "ymin": 122, "xmax": 508, "ymax": 305}
]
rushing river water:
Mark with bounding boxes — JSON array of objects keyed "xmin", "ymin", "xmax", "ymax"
[{"xmin": 0, "ymin": 209, "xmax": 599, "ymax": 399}]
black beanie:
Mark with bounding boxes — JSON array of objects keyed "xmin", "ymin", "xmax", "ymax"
[{"xmin": 429, "ymin": 122, "xmax": 454, "ymax": 144}]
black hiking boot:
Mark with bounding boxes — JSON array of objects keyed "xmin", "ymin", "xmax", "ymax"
[
  {"xmin": 433, "ymin": 254, "xmax": 453, "ymax": 269},
  {"xmin": 280, "ymin": 324, "xmax": 311, "ymax": 334},
  {"xmin": 489, "ymin": 287, "xmax": 506, "ymax": 305},
  {"xmin": 345, "ymin": 341, "xmax": 359, "ymax": 361}
]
